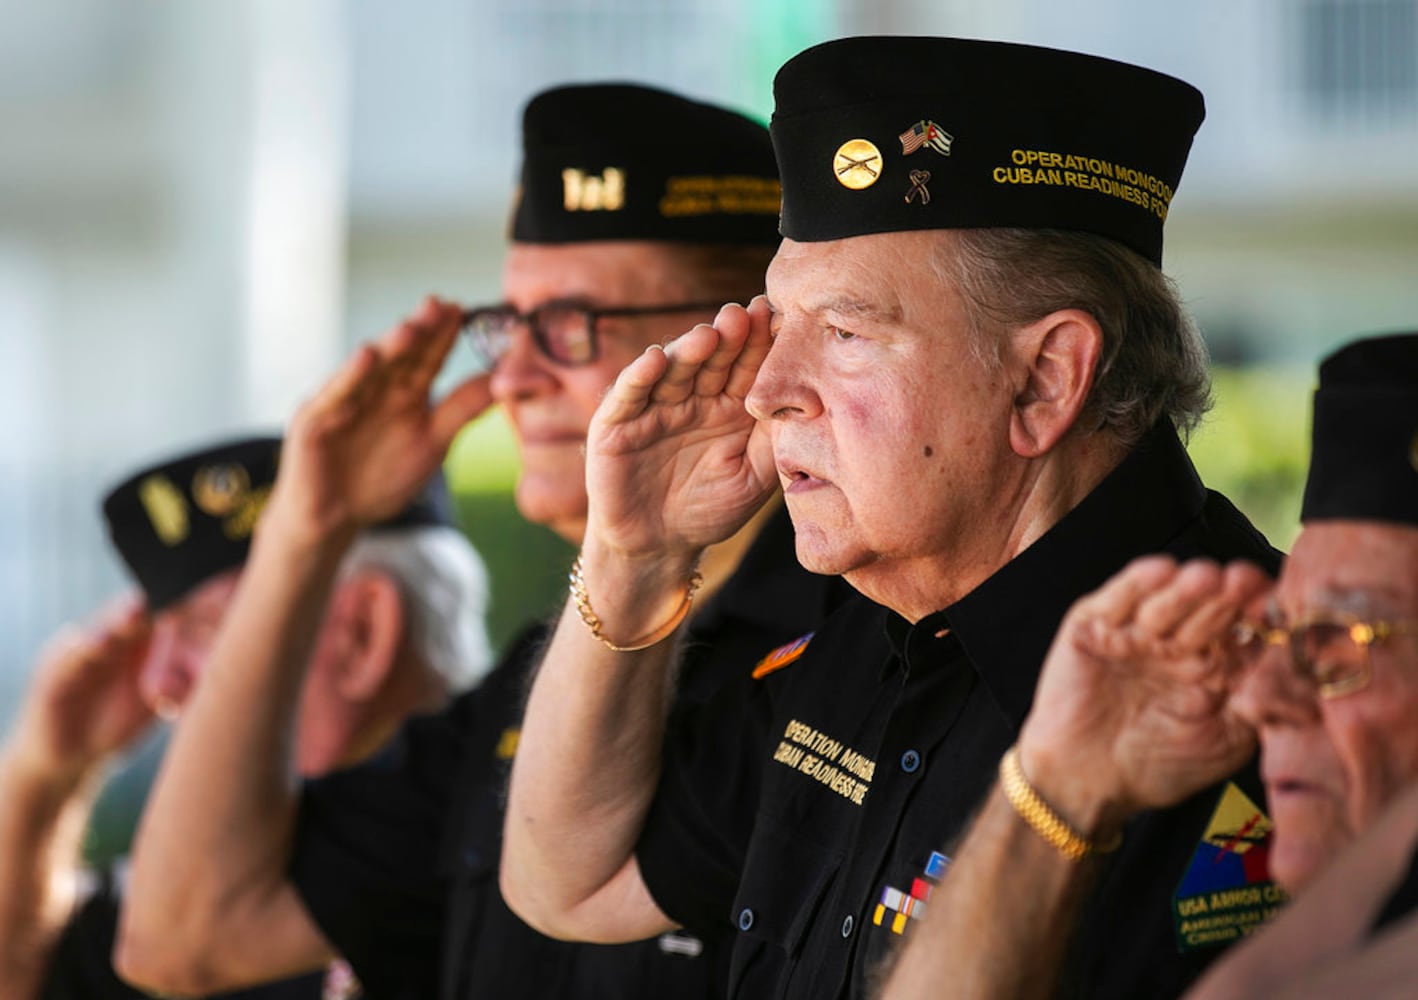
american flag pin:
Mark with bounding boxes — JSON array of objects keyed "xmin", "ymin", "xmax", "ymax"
[{"xmin": 898, "ymin": 120, "xmax": 953, "ymax": 157}]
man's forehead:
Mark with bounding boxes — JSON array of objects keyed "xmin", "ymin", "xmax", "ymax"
[
  {"xmin": 1279, "ymin": 522, "xmax": 1418, "ymax": 614},
  {"xmin": 162, "ymin": 568, "xmax": 242, "ymax": 621},
  {"xmin": 503, "ymin": 241, "xmax": 683, "ymax": 303},
  {"xmin": 765, "ymin": 235, "xmax": 925, "ymax": 319}
]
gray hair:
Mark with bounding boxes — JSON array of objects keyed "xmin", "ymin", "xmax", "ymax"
[
  {"xmin": 932, "ymin": 228, "xmax": 1212, "ymax": 447},
  {"xmin": 339, "ymin": 525, "xmax": 494, "ymax": 694}
]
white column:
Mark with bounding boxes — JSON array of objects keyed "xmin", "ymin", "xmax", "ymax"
[{"xmin": 241, "ymin": 0, "xmax": 351, "ymax": 424}]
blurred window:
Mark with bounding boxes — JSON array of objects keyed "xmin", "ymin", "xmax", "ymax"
[{"xmin": 1297, "ymin": 0, "xmax": 1418, "ymax": 121}]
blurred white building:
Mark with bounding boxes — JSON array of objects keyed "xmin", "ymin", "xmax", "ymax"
[{"xmin": 1, "ymin": 0, "xmax": 1415, "ymax": 719}]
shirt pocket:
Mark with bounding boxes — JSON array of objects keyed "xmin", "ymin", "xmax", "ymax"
[
  {"xmin": 852, "ymin": 853, "xmax": 942, "ymax": 992},
  {"xmin": 726, "ymin": 821, "xmax": 843, "ymax": 998}
]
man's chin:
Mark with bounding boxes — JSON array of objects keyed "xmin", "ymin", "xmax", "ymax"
[
  {"xmin": 513, "ymin": 484, "xmax": 587, "ymax": 542},
  {"xmin": 1267, "ymin": 832, "xmax": 1341, "ymax": 896},
  {"xmin": 791, "ymin": 531, "xmax": 862, "ymax": 578},
  {"xmin": 516, "ymin": 437, "xmax": 585, "ymax": 458}
]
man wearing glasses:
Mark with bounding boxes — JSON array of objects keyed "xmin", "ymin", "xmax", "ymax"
[
  {"xmin": 118, "ymin": 84, "xmax": 846, "ymax": 999},
  {"xmin": 880, "ymin": 332, "xmax": 1418, "ymax": 999}
]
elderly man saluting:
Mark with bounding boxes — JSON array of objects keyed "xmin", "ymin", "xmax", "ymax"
[
  {"xmin": 881, "ymin": 332, "xmax": 1418, "ymax": 1000},
  {"xmin": 502, "ymin": 36, "xmax": 1279, "ymax": 1000}
]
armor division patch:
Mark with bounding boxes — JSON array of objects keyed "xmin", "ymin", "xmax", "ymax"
[{"xmin": 1172, "ymin": 782, "xmax": 1288, "ymax": 952}]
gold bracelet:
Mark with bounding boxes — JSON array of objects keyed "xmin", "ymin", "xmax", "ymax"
[
  {"xmin": 998, "ymin": 746, "xmax": 1122, "ymax": 862},
  {"xmin": 568, "ymin": 554, "xmax": 703, "ymax": 652}
]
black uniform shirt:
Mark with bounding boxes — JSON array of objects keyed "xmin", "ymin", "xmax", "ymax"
[
  {"xmin": 288, "ymin": 506, "xmax": 850, "ymax": 1000},
  {"xmin": 1371, "ymin": 841, "xmax": 1418, "ymax": 932},
  {"xmin": 636, "ymin": 424, "xmax": 1284, "ymax": 1000},
  {"xmin": 40, "ymin": 867, "xmax": 330, "ymax": 999}
]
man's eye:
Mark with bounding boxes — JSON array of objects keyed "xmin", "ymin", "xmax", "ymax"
[{"xmin": 829, "ymin": 326, "xmax": 856, "ymax": 342}]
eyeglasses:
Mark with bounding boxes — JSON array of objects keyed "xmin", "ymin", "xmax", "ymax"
[
  {"xmin": 1230, "ymin": 615, "xmax": 1418, "ymax": 699},
  {"xmin": 460, "ymin": 300, "xmax": 727, "ymax": 368}
]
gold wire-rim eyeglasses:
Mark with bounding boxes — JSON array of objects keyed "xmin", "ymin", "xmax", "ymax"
[{"xmin": 1231, "ymin": 616, "xmax": 1418, "ymax": 699}]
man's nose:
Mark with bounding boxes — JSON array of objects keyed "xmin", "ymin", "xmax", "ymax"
[
  {"xmin": 745, "ymin": 327, "xmax": 819, "ymax": 423},
  {"xmin": 137, "ymin": 627, "xmax": 197, "ymax": 719},
  {"xmin": 1230, "ymin": 641, "xmax": 1322, "ymax": 731},
  {"xmin": 489, "ymin": 326, "xmax": 557, "ymax": 403}
]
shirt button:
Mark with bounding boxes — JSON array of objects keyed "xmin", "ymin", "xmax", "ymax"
[
  {"xmin": 738, "ymin": 907, "xmax": 755, "ymax": 931},
  {"xmin": 841, "ymin": 914, "xmax": 855, "ymax": 938},
  {"xmin": 901, "ymin": 749, "xmax": 921, "ymax": 773}
]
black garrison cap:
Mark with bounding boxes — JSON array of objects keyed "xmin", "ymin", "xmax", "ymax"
[
  {"xmin": 769, "ymin": 36, "xmax": 1205, "ymax": 266},
  {"xmin": 103, "ymin": 437, "xmax": 456, "ymax": 610},
  {"xmin": 1302, "ymin": 332, "xmax": 1418, "ymax": 526},
  {"xmin": 510, "ymin": 82, "xmax": 782, "ymax": 246}
]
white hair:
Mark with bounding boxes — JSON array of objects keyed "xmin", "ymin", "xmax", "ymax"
[
  {"xmin": 931, "ymin": 228, "xmax": 1212, "ymax": 448},
  {"xmin": 338, "ymin": 525, "xmax": 495, "ymax": 694}
]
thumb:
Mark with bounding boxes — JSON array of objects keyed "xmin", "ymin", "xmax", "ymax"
[{"xmin": 431, "ymin": 373, "xmax": 494, "ymax": 449}]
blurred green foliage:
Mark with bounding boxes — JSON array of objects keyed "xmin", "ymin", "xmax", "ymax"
[
  {"xmin": 446, "ymin": 409, "xmax": 576, "ymax": 652},
  {"xmin": 1187, "ymin": 366, "xmax": 1312, "ymax": 552}
]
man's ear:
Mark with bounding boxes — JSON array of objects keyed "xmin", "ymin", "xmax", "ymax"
[
  {"xmin": 330, "ymin": 570, "xmax": 404, "ymax": 702},
  {"xmin": 1007, "ymin": 308, "xmax": 1103, "ymax": 459}
]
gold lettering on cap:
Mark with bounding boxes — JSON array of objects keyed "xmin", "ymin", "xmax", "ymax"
[
  {"xmin": 659, "ymin": 175, "xmax": 781, "ymax": 217},
  {"xmin": 995, "ymin": 148, "xmax": 1174, "ymax": 221},
  {"xmin": 192, "ymin": 463, "xmax": 250, "ymax": 518},
  {"xmin": 222, "ymin": 485, "xmax": 272, "ymax": 541},
  {"xmin": 562, "ymin": 167, "xmax": 626, "ymax": 212},
  {"xmin": 138, "ymin": 474, "xmax": 190, "ymax": 546},
  {"xmin": 833, "ymin": 139, "xmax": 882, "ymax": 191}
]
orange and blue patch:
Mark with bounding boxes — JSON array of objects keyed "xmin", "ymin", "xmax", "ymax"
[
  {"xmin": 1172, "ymin": 783, "xmax": 1288, "ymax": 952},
  {"xmin": 753, "ymin": 632, "xmax": 814, "ymax": 679},
  {"xmin": 872, "ymin": 851, "xmax": 950, "ymax": 935}
]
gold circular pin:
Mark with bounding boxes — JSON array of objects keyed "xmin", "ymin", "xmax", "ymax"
[
  {"xmin": 192, "ymin": 463, "xmax": 251, "ymax": 517},
  {"xmin": 833, "ymin": 138, "xmax": 883, "ymax": 190}
]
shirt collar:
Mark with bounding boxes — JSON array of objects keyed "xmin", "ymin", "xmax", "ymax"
[
  {"xmin": 883, "ymin": 606, "xmax": 957, "ymax": 679},
  {"xmin": 943, "ymin": 422, "xmax": 1206, "ymax": 729}
]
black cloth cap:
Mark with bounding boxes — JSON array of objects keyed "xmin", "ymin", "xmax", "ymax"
[
  {"xmin": 103, "ymin": 438, "xmax": 457, "ymax": 611},
  {"xmin": 1301, "ymin": 332, "xmax": 1418, "ymax": 526},
  {"xmin": 510, "ymin": 82, "xmax": 782, "ymax": 246},
  {"xmin": 770, "ymin": 36, "xmax": 1205, "ymax": 265}
]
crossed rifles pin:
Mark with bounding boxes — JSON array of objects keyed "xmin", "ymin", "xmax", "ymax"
[{"xmin": 833, "ymin": 139, "xmax": 883, "ymax": 190}]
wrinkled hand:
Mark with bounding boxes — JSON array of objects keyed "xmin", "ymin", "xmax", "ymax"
[
  {"xmin": 12, "ymin": 595, "xmax": 156, "ymax": 787},
  {"xmin": 1019, "ymin": 557, "xmax": 1273, "ymax": 835},
  {"xmin": 270, "ymin": 297, "xmax": 492, "ymax": 540},
  {"xmin": 586, "ymin": 297, "xmax": 779, "ymax": 558}
]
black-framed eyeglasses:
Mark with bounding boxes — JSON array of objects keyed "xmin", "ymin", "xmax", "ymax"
[
  {"xmin": 460, "ymin": 300, "xmax": 727, "ymax": 368},
  {"xmin": 1230, "ymin": 615, "xmax": 1418, "ymax": 699}
]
